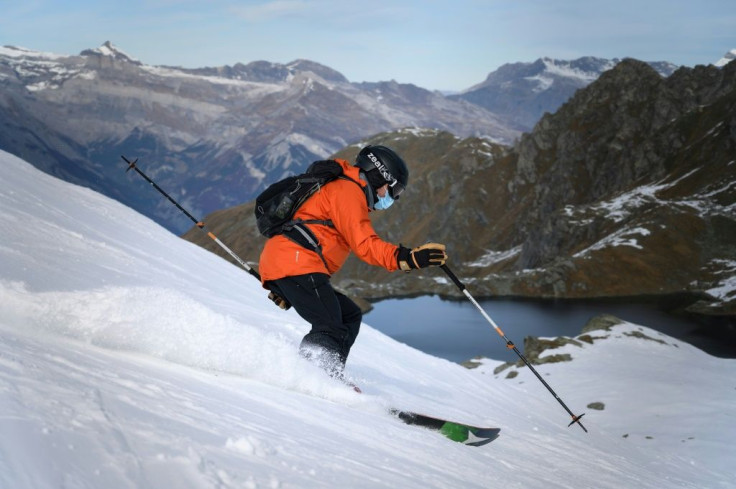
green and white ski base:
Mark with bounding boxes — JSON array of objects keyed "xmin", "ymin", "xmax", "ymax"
[{"xmin": 390, "ymin": 409, "xmax": 501, "ymax": 446}]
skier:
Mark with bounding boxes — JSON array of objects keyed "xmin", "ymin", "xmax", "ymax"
[{"xmin": 259, "ymin": 145, "xmax": 447, "ymax": 379}]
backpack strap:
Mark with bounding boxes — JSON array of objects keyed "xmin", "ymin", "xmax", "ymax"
[
  {"xmin": 281, "ymin": 219, "xmax": 332, "ymax": 269},
  {"xmin": 281, "ymin": 174, "xmax": 364, "ymax": 272}
]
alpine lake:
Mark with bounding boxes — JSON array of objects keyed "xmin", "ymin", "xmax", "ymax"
[{"xmin": 363, "ymin": 294, "xmax": 736, "ymax": 364}]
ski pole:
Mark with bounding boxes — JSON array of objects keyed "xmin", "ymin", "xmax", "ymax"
[
  {"xmin": 120, "ymin": 155, "xmax": 262, "ymax": 282},
  {"xmin": 440, "ymin": 264, "xmax": 587, "ymax": 433}
]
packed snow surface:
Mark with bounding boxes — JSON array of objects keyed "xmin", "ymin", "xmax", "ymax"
[{"xmin": 1, "ymin": 150, "xmax": 734, "ymax": 488}]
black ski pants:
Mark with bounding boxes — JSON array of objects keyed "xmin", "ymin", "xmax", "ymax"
[{"xmin": 268, "ymin": 273, "xmax": 362, "ymax": 373}]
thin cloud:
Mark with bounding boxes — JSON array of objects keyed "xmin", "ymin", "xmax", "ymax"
[{"xmin": 229, "ymin": 1, "xmax": 310, "ymax": 23}]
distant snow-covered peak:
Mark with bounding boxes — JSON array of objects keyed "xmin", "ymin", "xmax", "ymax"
[
  {"xmin": 0, "ymin": 45, "xmax": 66, "ymax": 60},
  {"xmin": 715, "ymin": 49, "xmax": 736, "ymax": 67},
  {"xmin": 461, "ymin": 56, "xmax": 619, "ymax": 95},
  {"xmin": 80, "ymin": 41, "xmax": 141, "ymax": 64}
]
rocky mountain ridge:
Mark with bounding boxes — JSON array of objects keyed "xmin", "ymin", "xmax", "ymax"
[
  {"xmin": 1, "ymin": 42, "xmax": 694, "ymax": 235},
  {"xmin": 0, "ymin": 42, "xmax": 516, "ymax": 233}
]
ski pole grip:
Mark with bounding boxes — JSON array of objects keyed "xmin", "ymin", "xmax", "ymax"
[{"xmin": 441, "ymin": 265, "xmax": 465, "ymax": 291}]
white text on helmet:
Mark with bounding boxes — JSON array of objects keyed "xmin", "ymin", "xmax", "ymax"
[{"xmin": 367, "ymin": 152, "xmax": 397, "ymax": 185}]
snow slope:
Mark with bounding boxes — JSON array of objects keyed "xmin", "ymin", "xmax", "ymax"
[{"xmin": 1, "ymin": 150, "xmax": 734, "ymax": 488}]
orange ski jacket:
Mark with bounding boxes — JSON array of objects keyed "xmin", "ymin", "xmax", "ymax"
[{"xmin": 258, "ymin": 159, "xmax": 399, "ymax": 285}]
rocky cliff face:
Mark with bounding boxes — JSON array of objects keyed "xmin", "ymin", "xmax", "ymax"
[{"xmin": 184, "ymin": 60, "xmax": 736, "ymax": 317}]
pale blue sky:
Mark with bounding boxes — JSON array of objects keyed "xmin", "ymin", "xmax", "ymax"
[{"xmin": 1, "ymin": 0, "xmax": 734, "ymax": 91}]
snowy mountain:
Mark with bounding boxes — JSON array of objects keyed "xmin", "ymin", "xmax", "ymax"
[
  {"xmin": 2, "ymin": 149, "xmax": 735, "ymax": 488},
  {"xmin": 450, "ymin": 56, "xmax": 678, "ymax": 130},
  {"xmin": 0, "ymin": 42, "xmax": 516, "ymax": 233},
  {"xmin": 715, "ymin": 49, "xmax": 736, "ymax": 67}
]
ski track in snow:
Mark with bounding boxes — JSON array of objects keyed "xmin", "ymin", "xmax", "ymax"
[{"xmin": 1, "ymin": 150, "xmax": 735, "ymax": 488}]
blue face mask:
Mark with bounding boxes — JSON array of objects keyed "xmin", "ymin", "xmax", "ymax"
[{"xmin": 374, "ymin": 192, "xmax": 395, "ymax": 210}]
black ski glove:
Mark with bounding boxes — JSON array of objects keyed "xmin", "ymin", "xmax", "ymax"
[
  {"xmin": 268, "ymin": 291, "xmax": 291, "ymax": 310},
  {"xmin": 396, "ymin": 243, "xmax": 448, "ymax": 271}
]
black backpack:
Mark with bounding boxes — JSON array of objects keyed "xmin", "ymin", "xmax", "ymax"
[{"xmin": 255, "ymin": 160, "xmax": 360, "ymax": 266}]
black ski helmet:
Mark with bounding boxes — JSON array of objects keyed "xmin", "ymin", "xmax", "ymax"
[{"xmin": 355, "ymin": 145, "xmax": 409, "ymax": 200}]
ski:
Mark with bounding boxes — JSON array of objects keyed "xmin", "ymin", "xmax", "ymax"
[
  {"xmin": 389, "ymin": 409, "xmax": 500, "ymax": 446},
  {"xmin": 335, "ymin": 378, "xmax": 499, "ymax": 445}
]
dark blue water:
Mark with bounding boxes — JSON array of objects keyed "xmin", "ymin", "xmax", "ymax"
[{"xmin": 364, "ymin": 295, "xmax": 735, "ymax": 363}]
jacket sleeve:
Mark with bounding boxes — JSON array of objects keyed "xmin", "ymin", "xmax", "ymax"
[{"xmin": 329, "ymin": 181, "xmax": 399, "ymax": 272}]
